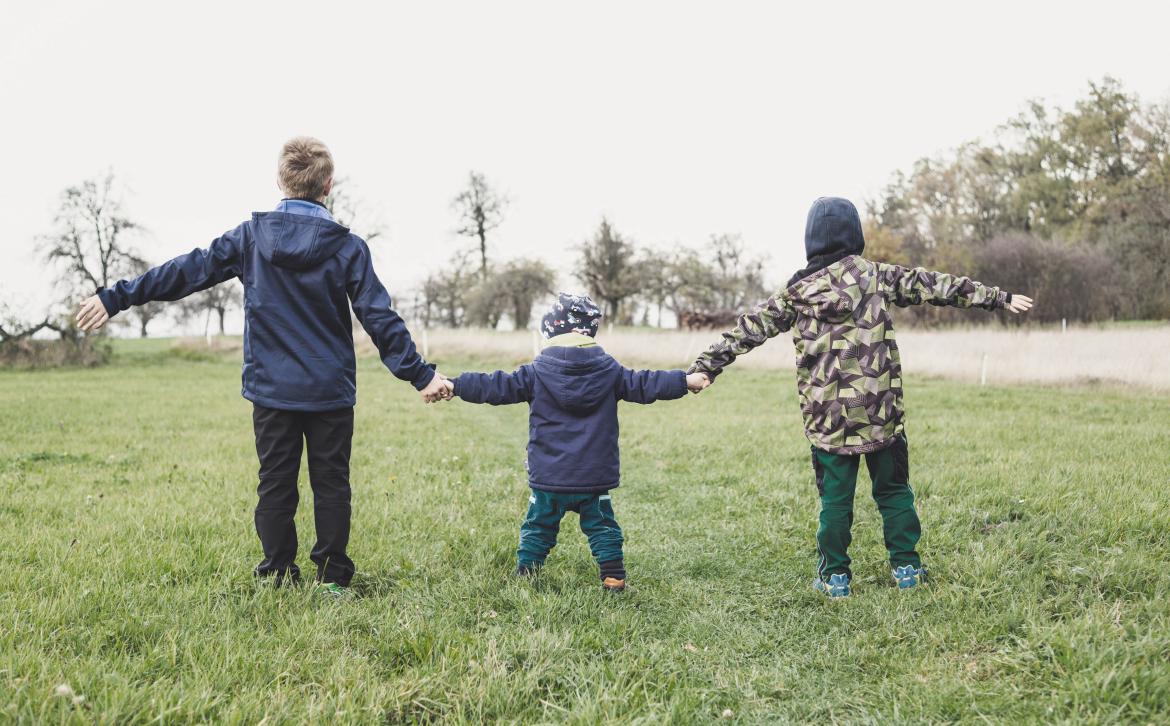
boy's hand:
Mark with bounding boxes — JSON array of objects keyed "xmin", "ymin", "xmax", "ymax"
[
  {"xmin": 421, "ymin": 373, "xmax": 455, "ymax": 403},
  {"xmin": 1005, "ymin": 294, "xmax": 1034, "ymax": 314},
  {"xmin": 686, "ymin": 372, "xmax": 711, "ymax": 394},
  {"xmin": 75, "ymin": 295, "xmax": 109, "ymax": 332}
]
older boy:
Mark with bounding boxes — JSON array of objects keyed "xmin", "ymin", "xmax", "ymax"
[
  {"xmin": 689, "ymin": 197, "xmax": 1032, "ymax": 598},
  {"xmin": 440, "ymin": 294, "xmax": 708, "ymax": 591},
  {"xmin": 75, "ymin": 137, "xmax": 450, "ymax": 595}
]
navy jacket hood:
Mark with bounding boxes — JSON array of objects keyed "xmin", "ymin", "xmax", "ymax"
[
  {"xmin": 531, "ymin": 346, "xmax": 620, "ymax": 414},
  {"xmin": 253, "ymin": 212, "xmax": 351, "ymax": 270}
]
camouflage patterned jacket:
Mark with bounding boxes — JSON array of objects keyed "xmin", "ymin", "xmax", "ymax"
[{"xmin": 689, "ymin": 255, "xmax": 1008, "ymax": 454}]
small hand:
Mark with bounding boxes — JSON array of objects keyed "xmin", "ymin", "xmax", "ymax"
[
  {"xmin": 686, "ymin": 372, "xmax": 711, "ymax": 394},
  {"xmin": 75, "ymin": 295, "xmax": 109, "ymax": 332},
  {"xmin": 421, "ymin": 373, "xmax": 456, "ymax": 403},
  {"xmin": 1005, "ymin": 294, "xmax": 1033, "ymax": 314}
]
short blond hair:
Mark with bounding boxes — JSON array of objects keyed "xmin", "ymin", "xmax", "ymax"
[{"xmin": 277, "ymin": 136, "xmax": 334, "ymax": 200}]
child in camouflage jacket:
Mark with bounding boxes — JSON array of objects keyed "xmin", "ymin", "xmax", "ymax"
[{"xmin": 689, "ymin": 197, "xmax": 1033, "ymax": 598}]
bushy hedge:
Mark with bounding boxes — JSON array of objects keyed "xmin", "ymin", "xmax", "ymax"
[{"xmin": 0, "ymin": 337, "xmax": 111, "ymax": 369}]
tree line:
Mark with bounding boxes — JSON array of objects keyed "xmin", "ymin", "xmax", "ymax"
[
  {"xmin": 866, "ymin": 76, "xmax": 1170, "ymax": 323},
  {"xmin": 4, "ymin": 75, "xmax": 1166, "ymax": 357},
  {"xmin": 416, "ymin": 176, "xmax": 768, "ymax": 330},
  {"xmin": 0, "ymin": 175, "xmax": 383, "ymax": 346}
]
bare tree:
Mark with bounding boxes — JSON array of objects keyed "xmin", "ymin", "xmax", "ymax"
[
  {"xmin": 122, "ymin": 258, "xmax": 168, "ymax": 338},
  {"xmin": 421, "ymin": 252, "xmax": 476, "ymax": 327},
  {"xmin": 452, "ymin": 171, "xmax": 507, "ymax": 279},
  {"xmin": 634, "ymin": 249, "xmax": 683, "ymax": 327},
  {"xmin": 709, "ymin": 234, "xmax": 767, "ymax": 310},
  {"xmin": 576, "ymin": 218, "xmax": 641, "ymax": 323},
  {"xmin": 497, "ymin": 259, "xmax": 557, "ymax": 329},
  {"xmin": 41, "ymin": 172, "xmax": 142, "ymax": 297},
  {"xmin": 179, "ymin": 283, "xmax": 243, "ymax": 337},
  {"xmin": 325, "ymin": 177, "xmax": 385, "ymax": 243},
  {"xmin": 0, "ymin": 302, "xmax": 67, "ymax": 343}
]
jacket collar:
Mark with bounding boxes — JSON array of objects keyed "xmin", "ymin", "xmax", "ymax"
[
  {"xmin": 543, "ymin": 332, "xmax": 598, "ymax": 349},
  {"xmin": 275, "ymin": 198, "xmax": 334, "ymax": 221}
]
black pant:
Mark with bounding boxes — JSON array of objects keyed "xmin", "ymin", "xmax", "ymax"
[{"xmin": 252, "ymin": 404, "xmax": 355, "ymax": 586}]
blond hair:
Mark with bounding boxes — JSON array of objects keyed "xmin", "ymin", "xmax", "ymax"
[{"xmin": 277, "ymin": 136, "xmax": 334, "ymax": 200}]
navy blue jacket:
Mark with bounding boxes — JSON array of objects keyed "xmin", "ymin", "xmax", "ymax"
[
  {"xmin": 453, "ymin": 345, "xmax": 687, "ymax": 493},
  {"xmin": 97, "ymin": 212, "xmax": 434, "ymax": 411}
]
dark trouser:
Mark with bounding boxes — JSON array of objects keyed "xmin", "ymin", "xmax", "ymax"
[
  {"xmin": 518, "ymin": 489, "xmax": 625, "ymax": 579},
  {"xmin": 252, "ymin": 403, "xmax": 355, "ymax": 587},
  {"xmin": 812, "ymin": 435, "xmax": 921, "ymax": 580}
]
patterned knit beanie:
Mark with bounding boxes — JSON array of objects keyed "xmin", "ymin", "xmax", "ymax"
[{"xmin": 540, "ymin": 293, "xmax": 603, "ymax": 339}]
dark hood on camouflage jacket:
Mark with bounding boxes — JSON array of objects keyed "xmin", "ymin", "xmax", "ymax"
[
  {"xmin": 691, "ymin": 256, "xmax": 1009, "ymax": 454},
  {"xmin": 787, "ymin": 197, "xmax": 867, "ymax": 288}
]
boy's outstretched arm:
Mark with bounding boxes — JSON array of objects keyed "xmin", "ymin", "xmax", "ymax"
[
  {"xmin": 76, "ymin": 225, "xmax": 245, "ymax": 331},
  {"xmin": 346, "ymin": 239, "xmax": 439, "ymax": 394},
  {"xmin": 616, "ymin": 367, "xmax": 687, "ymax": 404},
  {"xmin": 451, "ymin": 365, "xmax": 535, "ymax": 405},
  {"xmin": 876, "ymin": 262, "xmax": 1032, "ymax": 312},
  {"xmin": 687, "ymin": 293, "xmax": 796, "ymax": 383}
]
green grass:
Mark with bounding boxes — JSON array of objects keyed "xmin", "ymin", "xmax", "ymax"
[{"xmin": 1, "ymin": 339, "xmax": 1168, "ymax": 723}]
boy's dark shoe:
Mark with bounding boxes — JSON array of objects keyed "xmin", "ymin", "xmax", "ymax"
[
  {"xmin": 892, "ymin": 564, "xmax": 927, "ymax": 589},
  {"xmin": 254, "ymin": 568, "xmax": 302, "ymax": 588},
  {"xmin": 602, "ymin": 576, "xmax": 626, "ymax": 593},
  {"xmin": 515, "ymin": 563, "xmax": 541, "ymax": 578},
  {"xmin": 813, "ymin": 573, "xmax": 851, "ymax": 599}
]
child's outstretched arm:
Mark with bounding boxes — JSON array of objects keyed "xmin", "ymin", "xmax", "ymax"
[
  {"xmin": 616, "ymin": 367, "xmax": 688, "ymax": 404},
  {"xmin": 76, "ymin": 225, "xmax": 244, "ymax": 331},
  {"xmin": 687, "ymin": 293, "xmax": 796, "ymax": 384},
  {"xmin": 451, "ymin": 365, "xmax": 535, "ymax": 405},
  {"xmin": 876, "ymin": 263, "xmax": 1032, "ymax": 313}
]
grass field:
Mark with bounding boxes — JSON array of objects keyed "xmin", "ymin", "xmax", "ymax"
[{"xmin": 2, "ymin": 338, "xmax": 1169, "ymax": 723}]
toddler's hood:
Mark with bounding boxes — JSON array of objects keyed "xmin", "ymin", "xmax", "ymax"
[{"xmin": 532, "ymin": 345, "xmax": 620, "ymax": 414}]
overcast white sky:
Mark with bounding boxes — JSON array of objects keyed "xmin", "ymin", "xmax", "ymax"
[{"xmin": 2, "ymin": 1, "xmax": 1168, "ymax": 328}]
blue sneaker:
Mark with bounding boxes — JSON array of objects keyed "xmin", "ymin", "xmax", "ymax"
[
  {"xmin": 892, "ymin": 565, "xmax": 926, "ymax": 589},
  {"xmin": 812, "ymin": 573, "xmax": 850, "ymax": 598}
]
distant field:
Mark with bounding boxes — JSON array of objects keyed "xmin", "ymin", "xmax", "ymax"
[
  {"xmin": 1, "ymin": 338, "xmax": 1168, "ymax": 722},
  {"xmin": 392, "ymin": 323, "xmax": 1170, "ymax": 390}
]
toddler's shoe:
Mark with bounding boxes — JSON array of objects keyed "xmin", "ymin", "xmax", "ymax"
[
  {"xmin": 812, "ymin": 573, "xmax": 850, "ymax": 598},
  {"xmin": 602, "ymin": 576, "xmax": 626, "ymax": 593},
  {"xmin": 515, "ymin": 563, "xmax": 540, "ymax": 578},
  {"xmin": 892, "ymin": 564, "xmax": 926, "ymax": 589}
]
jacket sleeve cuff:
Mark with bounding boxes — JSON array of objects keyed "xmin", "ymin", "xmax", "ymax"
[
  {"xmin": 688, "ymin": 361, "xmax": 722, "ymax": 380},
  {"xmin": 411, "ymin": 363, "xmax": 437, "ymax": 391},
  {"xmin": 669, "ymin": 370, "xmax": 688, "ymax": 398},
  {"xmin": 96, "ymin": 288, "xmax": 121, "ymax": 318}
]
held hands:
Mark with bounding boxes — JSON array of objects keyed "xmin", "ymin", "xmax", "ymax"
[
  {"xmin": 421, "ymin": 374, "xmax": 455, "ymax": 404},
  {"xmin": 1005, "ymin": 294, "xmax": 1034, "ymax": 314},
  {"xmin": 686, "ymin": 372, "xmax": 711, "ymax": 394},
  {"xmin": 76, "ymin": 295, "xmax": 109, "ymax": 332}
]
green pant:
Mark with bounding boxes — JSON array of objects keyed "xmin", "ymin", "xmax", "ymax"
[
  {"xmin": 517, "ymin": 490, "xmax": 624, "ymax": 569},
  {"xmin": 812, "ymin": 435, "xmax": 921, "ymax": 580}
]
